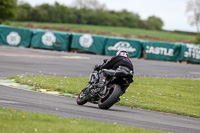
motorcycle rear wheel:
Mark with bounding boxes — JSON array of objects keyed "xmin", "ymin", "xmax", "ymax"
[{"xmin": 98, "ymin": 84, "xmax": 121, "ymax": 109}]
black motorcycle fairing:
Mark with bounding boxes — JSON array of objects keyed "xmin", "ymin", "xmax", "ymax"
[
  {"xmin": 88, "ymin": 71, "xmax": 99, "ymax": 84},
  {"xmin": 76, "ymin": 65, "xmax": 134, "ymax": 109}
]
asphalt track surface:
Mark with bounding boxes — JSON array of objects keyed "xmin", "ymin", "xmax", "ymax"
[{"xmin": 0, "ymin": 46, "xmax": 200, "ymax": 133}]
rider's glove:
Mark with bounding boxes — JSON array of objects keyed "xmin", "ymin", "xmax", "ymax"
[{"xmin": 94, "ymin": 64, "xmax": 101, "ymax": 71}]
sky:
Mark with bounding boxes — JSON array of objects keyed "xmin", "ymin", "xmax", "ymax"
[{"xmin": 21, "ymin": 0, "xmax": 196, "ymax": 32}]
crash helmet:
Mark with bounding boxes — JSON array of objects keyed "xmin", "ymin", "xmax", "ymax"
[{"xmin": 116, "ymin": 50, "xmax": 128, "ymax": 57}]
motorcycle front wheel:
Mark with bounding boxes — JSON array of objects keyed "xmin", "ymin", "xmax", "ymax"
[
  {"xmin": 76, "ymin": 90, "xmax": 88, "ymax": 105},
  {"xmin": 98, "ymin": 84, "xmax": 122, "ymax": 109}
]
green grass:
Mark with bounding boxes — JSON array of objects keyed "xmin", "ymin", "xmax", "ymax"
[
  {"xmin": 8, "ymin": 75, "xmax": 200, "ymax": 118},
  {"xmin": 10, "ymin": 21, "xmax": 195, "ymax": 41},
  {"xmin": 0, "ymin": 108, "xmax": 165, "ymax": 133}
]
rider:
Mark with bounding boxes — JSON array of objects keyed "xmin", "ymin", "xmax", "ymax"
[{"xmin": 96, "ymin": 50, "xmax": 134, "ymax": 88}]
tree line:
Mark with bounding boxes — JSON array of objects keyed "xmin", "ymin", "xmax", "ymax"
[
  {"xmin": 15, "ymin": 2, "xmax": 164, "ymax": 30},
  {"xmin": 0, "ymin": 0, "xmax": 17, "ymax": 23},
  {"xmin": 1, "ymin": 0, "xmax": 199, "ymax": 43}
]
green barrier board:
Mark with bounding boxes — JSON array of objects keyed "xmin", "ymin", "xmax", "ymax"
[
  {"xmin": 180, "ymin": 44, "xmax": 200, "ymax": 63},
  {"xmin": 31, "ymin": 29, "xmax": 70, "ymax": 51},
  {"xmin": 105, "ymin": 37, "xmax": 143, "ymax": 58},
  {"xmin": 71, "ymin": 33, "xmax": 107, "ymax": 55},
  {"xmin": 143, "ymin": 41, "xmax": 181, "ymax": 62},
  {"xmin": 0, "ymin": 25, "xmax": 32, "ymax": 47}
]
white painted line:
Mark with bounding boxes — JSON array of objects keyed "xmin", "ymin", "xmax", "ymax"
[
  {"xmin": 0, "ymin": 53, "xmax": 90, "ymax": 60},
  {"xmin": 190, "ymin": 72, "xmax": 200, "ymax": 75},
  {"xmin": 0, "ymin": 100, "xmax": 18, "ymax": 104},
  {"xmin": 61, "ymin": 56, "xmax": 90, "ymax": 59}
]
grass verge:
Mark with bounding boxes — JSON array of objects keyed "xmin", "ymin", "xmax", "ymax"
[
  {"xmin": 8, "ymin": 75, "xmax": 200, "ymax": 118},
  {"xmin": 10, "ymin": 21, "xmax": 195, "ymax": 41},
  {"xmin": 0, "ymin": 108, "xmax": 165, "ymax": 133}
]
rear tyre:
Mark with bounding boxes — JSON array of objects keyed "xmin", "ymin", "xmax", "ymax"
[{"xmin": 98, "ymin": 84, "xmax": 121, "ymax": 109}]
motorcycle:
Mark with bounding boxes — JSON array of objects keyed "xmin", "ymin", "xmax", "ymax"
[{"xmin": 76, "ymin": 60, "xmax": 133, "ymax": 109}]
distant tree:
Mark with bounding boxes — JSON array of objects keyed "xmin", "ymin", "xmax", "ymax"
[
  {"xmin": 146, "ymin": 16, "xmax": 164, "ymax": 30},
  {"xmin": 16, "ymin": 3, "xmax": 32, "ymax": 21},
  {"xmin": 117, "ymin": 9, "xmax": 141, "ymax": 28},
  {"xmin": 186, "ymin": 0, "xmax": 200, "ymax": 32},
  {"xmin": 54, "ymin": 2, "xmax": 77, "ymax": 23},
  {"xmin": 39, "ymin": 4, "xmax": 59, "ymax": 22},
  {"xmin": 0, "ymin": 0, "xmax": 17, "ymax": 23},
  {"xmin": 72, "ymin": 0, "xmax": 106, "ymax": 10},
  {"xmin": 14, "ymin": 1, "xmax": 164, "ymax": 31},
  {"xmin": 194, "ymin": 32, "xmax": 200, "ymax": 43},
  {"xmin": 31, "ymin": 6, "xmax": 49, "ymax": 22}
]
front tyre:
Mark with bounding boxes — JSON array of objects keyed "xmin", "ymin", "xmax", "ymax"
[
  {"xmin": 98, "ymin": 84, "xmax": 122, "ymax": 109},
  {"xmin": 76, "ymin": 91, "xmax": 88, "ymax": 105}
]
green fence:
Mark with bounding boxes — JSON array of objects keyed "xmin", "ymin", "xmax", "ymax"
[
  {"xmin": 105, "ymin": 37, "xmax": 143, "ymax": 58},
  {"xmin": 70, "ymin": 33, "xmax": 107, "ymax": 54},
  {"xmin": 31, "ymin": 29, "xmax": 70, "ymax": 51},
  {"xmin": 143, "ymin": 41, "xmax": 181, "ymax": 62},
  {"xmin": 180, "ymin": 43, "xmax": 200, "ymax": 63},
  {"xmin": 2, "ymin": 24, "xmax": 200, "ymax": 64},
  {"xmin": 0, "ymin": 25, "xmax": 32, "ymax": 47}
]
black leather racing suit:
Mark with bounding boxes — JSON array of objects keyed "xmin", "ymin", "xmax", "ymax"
[
  {"xmin": 97, "ymin": 55, "xmax": 134, "ymax": 87},
  {"xmin": 100, "ymin": 56, "xmax": 133, "ymax": 71}
]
